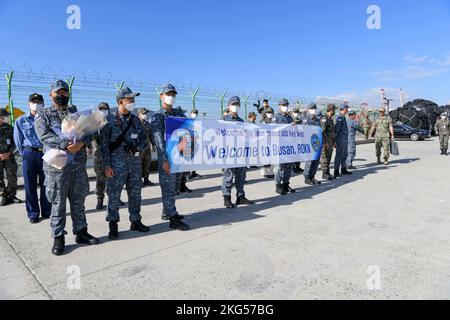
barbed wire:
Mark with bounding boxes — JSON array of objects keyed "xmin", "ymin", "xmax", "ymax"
[{"xmin": 0, "ymin": 62, "xmax": 358, "ymax": 118}]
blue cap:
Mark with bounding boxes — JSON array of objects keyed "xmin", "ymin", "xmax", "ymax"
[
  {"xmin": 161, "ymin": 84, "xmax": 178, "ymax": 95},
  {"xmin": 348, "ymin": 110, "xmax": 356, "ymax": 116},
  {"xmin": 50, "ymin": 80, "xmax": 69, "ymax": 93},
  {"xmin": 279, "ymin": 98, "xmax": 289, "ymax": 106},
  {"xmin": 228, "ymin": 96, "xmax": 241, "ymax": 105},
  {"xmin": 116, "ymin": 87, "xmax": 140, "ymax": 101},
  {"xmin": 340, "ymin": 104, "xmax": 349, "ymax": 110},
  {"xmin": 308, "ymin": 102, "xmax": 317, "ymax": 110}
]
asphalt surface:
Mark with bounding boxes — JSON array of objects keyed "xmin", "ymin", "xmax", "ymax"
[{"xmin": 1, "ymin": 138, "xmax": 449, "ymax": 300}]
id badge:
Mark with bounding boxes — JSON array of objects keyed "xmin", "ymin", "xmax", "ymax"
[
  {"xmin": 6, "ymin": 139, "xmax": 11, "ymax": 145},
  {"xmin": 131, "ymin": 134, "xmax": 138, "ymax": 140}
]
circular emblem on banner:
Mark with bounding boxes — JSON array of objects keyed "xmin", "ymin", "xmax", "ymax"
[{"xmin": 311, "ymin": 134, "xmax": 321, "ymax": 152}]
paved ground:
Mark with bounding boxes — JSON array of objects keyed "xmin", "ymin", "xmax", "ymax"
[{"xmin": 1, "ymin": 138, "xmax": 449, "ymax": 300}]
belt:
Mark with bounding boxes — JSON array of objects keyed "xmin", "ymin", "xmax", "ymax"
[{"xmin": 24, "ymin": 146, "xmax": 43, "ymax": 152}]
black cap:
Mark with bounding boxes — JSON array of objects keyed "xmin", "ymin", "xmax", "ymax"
[{"xmin": 29, "ymin": 93, "xmax": 44, "ymax": 103}]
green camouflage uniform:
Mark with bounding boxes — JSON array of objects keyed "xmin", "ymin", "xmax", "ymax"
[
  {"xmin": 0, "ymin": 122, "xmax": 18, "ymax": 198},
  {"xmin": 320, "ymin": 115, "xmax": 335, "ymax": 173},
  {"xmin": 434, "ymin": 118, "xmax": 450, "ymax": 151},
  {"xmin": 92, "ymin": 133, "xmax": 106, "ymax": 199},
  {"xmin": 361, "ymin": 115, "xmax": 372, "ymax": 140},
  {"xmin": 373, "ymin": 115, "xmax": 392, "ymax": 161}
]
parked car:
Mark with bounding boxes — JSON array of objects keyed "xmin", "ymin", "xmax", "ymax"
[{"xmin": 393, "ymin": 123, "xmax": 430, "ymax": 141}]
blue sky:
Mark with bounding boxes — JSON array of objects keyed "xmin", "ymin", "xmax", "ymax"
[{"xmin": 1, "ymin": 0, "xmax": 450, "ymax": 106}]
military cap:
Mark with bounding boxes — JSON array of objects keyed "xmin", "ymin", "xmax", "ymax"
[
  {"xmin": 0, "ymin": 108, "xmax": 10, "ymax": 117},
  {"xmin": 191, "ymin": 109, "xmax": 199, "ymax": 114},
  {"xmin": 441, "ymin": 112, "xmax": 448, "ymax": 117},
  {"xmin": 228, "ymin": 96, "xmax": 241, "ymax": 105},
  {"xmin": 348, "ymin": 110, "xmax": 356, "ymax": 116},
  {"xmin": 327, "ymin": 104, "xmax": 337, "ymax": 112},
  {"xmin": 278, "ymin": 98, "xmax": 289, "ymax": 106},
  {"xmin": 161, "ymin": 84, "xmax": 178, "ymax": 95},
  {"xmin": 50, "ymin": 80, "xmax": 69, "ymax": 93},
  {"xmin": 116, "ymin": 87, "xmax": 140, "ymax": 101},
  {"xmin": 29, "ymin": 93, "xmax": 44, "ymax": 103},
  {"xmin": 340, "ymin": 103, "xmax": 349, "ymax": 110},
  {"xmin": 97, "ymin": 102, "xmax": 110, "ymax": 110},
  {"xmin": 308, "ymin": 102, "xmax": 317, "ymax": 110},
  {"xmin": 379, "ymin": 107, "xmax": 386, "ymax": 112}
]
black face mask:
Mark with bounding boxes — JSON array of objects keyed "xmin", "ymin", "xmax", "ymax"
[{"xmin": 54, "ymin": 95, "xmax": 70, "ymax": 107}]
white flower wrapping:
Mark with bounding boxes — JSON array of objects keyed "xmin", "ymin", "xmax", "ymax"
[{"xmin": 43, "ymin": 110, "xmax": 107, "ymax": 170}]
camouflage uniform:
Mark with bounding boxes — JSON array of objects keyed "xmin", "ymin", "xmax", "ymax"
[
  {"xmin": 0, "ymin": 121, "xmax": 18, "ymax": 199},
  {"xmin": 221, "ymin": 113, "xmax": 247, "ymax": 197},
  {"xmin": 99, "ymin": 111, "xmax": 148, "ymax": 223},
  {"xmin": 346, "ymin": 117, "xmax": 361, "ymax": 168},
  {"xmin": 92, "ymin": 134, "xmax": 106, "ymax": 199},
  {"xmin": 140, "ymin": 118, "xmax": 154, "ymax": 180},
  {"xmin": 320, "ymin": 115, "xmax": 335, "ymax": 174},
  {"xmin": 373, "ymin": 115, "xmax": 393, "ymax": 162},
  {"xmin": 361, "ymin": 115, "xmax": 372, "ymax": 140},
  {"xmin": 434, "ymin": 118, "xmax": 450, "ymax": 152},
  {"xmin": 303, "ymin": 113, "xmax": 321, "ymax": 179},
  {"xmin": 34, "ymin": 105, "xmax": 91, "ymax": 238},
  {"xmin": 334, "ymin": 113, "xmax": 349, "ymax": 171},
  {"xmin": 274, "ymin": 112, "xmax": 294, "ymax": 186},
  {"xmin": 151, "ymin": 107, "xmax": 185, "ymax": 219}
]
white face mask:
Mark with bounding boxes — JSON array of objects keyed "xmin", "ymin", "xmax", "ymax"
[
  {"xmin": 125, "ymin": 103, "xmax": 136, "ymax": 112},
  {"xmin": 191, "ymin": 114, "xmax": 197, "ymax": 119},
  {"xmin": 141, "ymin": 114, "xmax": 149, "ymax": 121},
  {"xmin": 164, "ymin": 95, "xmax": 176, "ymax": 106},
  {"xmin": 267, "ymin": 113, "xmax": 273, "ymax": 119},
  {"xmin": 280, "ymin": 106, "xmax": 289, "ymax": 113},
  {"xmin": 101, "ymin": 110, "xmax": 109, "ymax": 117},
  {"xmin": 229, "ymin": 105, "xmax": 240, "ymax": 114},
  {"xmin": 29, "ymin": 103, "xmax": 43, "ymax": 111},
  {"xmin": 441, "ymin": 116, "xmax": 447, "ymax": 120},
  {"xmin": 293, "ymin": 113, "xmax": 299, "ymax": 118},
  {"xmin": 308, "ymin": 109, "xmax": 317, "ymax": 115}
]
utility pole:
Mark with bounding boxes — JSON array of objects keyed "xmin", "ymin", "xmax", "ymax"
[{"xmin": 5, "ymin": 71, "xmax": 14, "ymax": 125}]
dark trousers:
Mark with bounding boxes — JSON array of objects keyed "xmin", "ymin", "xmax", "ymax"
[{"xmin": 22, "ymin": 149, "xmax": 51, "ymax": 219}]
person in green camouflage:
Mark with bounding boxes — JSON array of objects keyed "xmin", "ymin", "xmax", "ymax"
[
  {"xmin": 434, "ymin": 112, "xmax": 450, "ymax": 155},
  {"xmin": 370, "ymin": 107, "xmax": 394, "ymax": 165},
  {"xmin": 320, "ymin": 104, "xmax": 337, "ymax": 180}
]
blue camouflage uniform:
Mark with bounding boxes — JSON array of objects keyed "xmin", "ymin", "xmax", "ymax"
[
  {"xmin": 274, "ymin": 109, "xmax": 294, "ymax": 186},
  {"xmin": 100, "ymin": 111, "xmax": 148, "ymax": 223},
  {"xmin": 221, "ymin": 113, "xmax": 247, "ymax": 197},
  {"xmin": 346, "ymin": 114, "xmax": 360, "ymax": 168},
  {"xmin": 334, "ymin": 108, "xmax": 349, "ymax": 171},
  {"xmin": 151, "ymin": 106, "xmax": 186, "ymax": 219},
  {"xmin": 34, "ymin": 104, "xmax": 91, "ymax": 238},
  {"xmin": 14, "ymin": 110, "xmax": 51, "ymax": 219},
  {"xmin": 303, "ymin": 113, "xmax": 322, "ymax": 179}
]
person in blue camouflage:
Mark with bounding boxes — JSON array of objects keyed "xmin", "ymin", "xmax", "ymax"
[
  {"xmin": 303, "ymin": 103, "xmax": 323, "ymax": 186},
  {"xmin": 150, "ymin": 84, "xmax": 189, "ymax": 231},
  {"xmin": 346, "ymin": 110, "xmax": 361, "ymax": 169},
  {"xmin": 222, "ymin": 96, "xmax": 255, "ymax": 209},
  {"xmin": 333, "ymin": 104, "xmax": 352, "ymax": 177},
  {"xmin": 274, "ymin": 99, "xmax": 296, "ymax": 195},
  {"xmin": 34, "ymin": 80, "xmax": 99, "ymax": 256},
  {"xmin": 99, "ymin": 87, "xmax": 151, "ymax": 240}
]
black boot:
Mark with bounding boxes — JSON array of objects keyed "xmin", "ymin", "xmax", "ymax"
[
  {"xmin": 7, "ymin": 196, "xmax": 23, "ymax": 204},
  {"xmin": 52, "ymin": 235, "xmax": 65, "ymax": 256},
  {"xmin": 377, "ymin": 157, "xmax": 382, "ymax": 164},
  {"xmin": 283, "ymin": 183, "xmax": 296, "ymax": 193},
  {"xmin": 312, "ymin": 178, "xmax": 322, "ymax": 185},
  {"xmin": 119, "ymin": 199, "xmax": 126, "ymax": 206},
  {"xmin": 169, "ymin": 215, "xmax": 190, "ymax": 231},
  {"xmin": 276, "ymin": 184, "xmax": 287, "ymax": 195},
  {"xmin": 224, "ymin": 196, "xmax": 235, "ymax": 209},
  {"xmin": 341, "ymin": 168, "xmax": 352, "ymax": 175},
  {"xmin": 305, "ymin": 178, "xmax": 315, "ymax": 186},
  {"xmin": 179, "ymin": 182, "xmax": 193, "ymax": 193},
  {"xmin": 236, "ymin": 196, "xmax": 255, "ymax": 205},
  {"xmin": 322, "ymin": 172, "xmax": 334, "ymax": 181},
  {"xmin": 143, "ymin": 177, "xmax": 155, "ymax": 186},
  {"xmin": 108, "ymin": 221, "xmax": 119, "ymax": 240},
  {"xmin": 334, "ymin": 169, "xmax": 341, "ymax": 179},
  {"xmin": 0, "ymin": 196, "xmax": 8, "ymax": 206},
  {"xmin": 96, "ymin": 197, "xmax": 105, "ymax": 210},
  {"xmin": 130, "ymin": 220, "xmax": 150, "ymax": 233},
  {"xmin": 75, "ymin": 228, "xmax": 99, "ymax": 245},
  {"xmin": 161, "ymin": 213, "xmax": 184, "ymax": 221}
]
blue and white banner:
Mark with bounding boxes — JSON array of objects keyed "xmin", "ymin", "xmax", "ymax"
[{"xmin": 165, "ymin": 118, "xmax": 323, "ymax": 173}]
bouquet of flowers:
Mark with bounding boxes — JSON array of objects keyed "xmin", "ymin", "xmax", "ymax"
[{"xmin": 43, "ymin": 110, "xmax": 107, "ymax": 170}]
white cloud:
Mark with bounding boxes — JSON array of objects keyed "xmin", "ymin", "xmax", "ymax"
[{"xmin": 319, "ymin": 88, "xmax": 411, "ymax": 108}]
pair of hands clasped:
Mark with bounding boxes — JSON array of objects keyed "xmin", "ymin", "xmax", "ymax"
[{"xmin": 0, "ymin": 152, "xmax": 13, "ymax": 161}]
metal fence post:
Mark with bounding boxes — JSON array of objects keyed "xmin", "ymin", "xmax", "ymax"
[
  {"xmin": 243, "ymin": 93, "xmax": 251, "ymax": 122},
  {"xmin": 5, "ymin": 71, "xmax": 14, "ymax": 125},
  {"xmin": 217, "ymin": 91, "xmax": 227, "ymax": 117},
  {"xmin": 67, "ymin": 76, "xmax": 75, "ymax": 106},
  {"xmin": 190, "ymin": 87, "xmax": 200, "ymax": 112}
]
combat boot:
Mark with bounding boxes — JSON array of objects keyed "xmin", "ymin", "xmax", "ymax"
[
  {"xmin": 108, "ymin": 221, "xmax": 119, "ymax": 240},
  {"xmin": 161, "ymin": 213, "xmax": 184, "ymax": 221},
  {"xmin": 143, "ymin": 177, "xmax": 155, "ymax": 186},
  {"xmin": 52, "ymin": 235, "xmax": 65, "ymax": 256},
  {"xmin": 322, "ymin": 172, "xmax": 334, "ymax": 181},
  {"xmin": 440, "ymin": 149, "xmax": 444, "ymax": 155},
  {"xmin": 7, "ymin": 196, "xmax": 23, "ymax": 204},
  {"xmin": 445, "ymin": 149, "xmax": 449, "ymax": 156},
  {"xmin": 224, "ymin": 196, "xmax": 235, "ymax": 209},
  {"xmin": 0, "ymin": 196, "xmax": 8, "ymax": 206},
  {"xmin": 169, "ymin": 215, "xmax": 190, "ymax": 231},
  {"xmin": 179, "ymin": 182, "xmax": 193, "ymax": 193},
  {"xmin": 311, "ymin": 178, "xmax": 322, "ymax": 185},
  {"xmin": 76, "ymin": 228, "xmax": 99, "ymax": 245},
  {"xmin": 276, "ymin": 184, "xmax": 287, "ymax": 195},
  {"xmin": 341, "ymin": 168, "xmax": 352, "ymax": 175},
  {"xmin": 377, "ymin": 157, "xmax": 382, "ymax": 164},
  {"xmin": 334, "ymin": 169, "xmax": 341, "ymax": 179},
  {"xmin": 236, "ymin": 196, "xmax": 255, "ymax": 206},
  {"xmin": 283, "ymin": 183, "xmax": 296, "ymax": 193},
  {"xmin": 304, "ymin": 178, "xmax": 315, "ymax": 186},
  {"xmin": 130, "ymin": 220, "xmax": 150, "ymax": 233},
  {"xmin": 96, "ymin": 197, "xmax": 105, "ymax": 210}
]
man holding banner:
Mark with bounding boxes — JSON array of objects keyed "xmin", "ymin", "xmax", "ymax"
[
  {"xmin": 275, "ymin": 99, "xmax": 296, "ymax": 195},
  {"xmin": 221, "ymin": 96, "xmax": 255, "ymax": 209}
]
